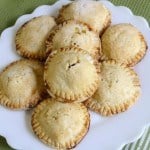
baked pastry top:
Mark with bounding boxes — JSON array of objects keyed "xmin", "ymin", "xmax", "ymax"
[
  {"xmin": 46, "ymin": 20, "xmax": 101, "ymax": 59},
  {"xmin": 16, "ymin": 16, "xmax": 56, "ymax": 60},
  {"xmin": 44, "ymin": 47, "xmax": 99, "ymax": 102},
  {"xmin": 101, "ymin": 23, "xmax": 147, "ymax": 66},
  {"xmin": 84, "ymin": 60, "xmax": 141, "ymax": 116},
  {"xmin": 57, "ymin": 0, "xmax": 111, "ymax": 34},
  {"xmin": 32, "ymin": 98, "xmax": 90, "ymax": 149},
  {"xmin": 0, "ymin": 59, "xmax": 46, "ymax": 109}
]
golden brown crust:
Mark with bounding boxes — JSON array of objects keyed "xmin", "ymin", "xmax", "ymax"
[
  {"xmin": 101, "ymin": 24, "xmax": 147, "ymax": 66},
  {"xmin": 85, "ymin": 91, "xmax": 140, "ymax": 116},
  {"xmin": 44, "ymin": 46, "xmax": 100, "ymax": 102},
  {"xmin": 126, "ymin": 32, "xmax": 147, "ymax": 66},
  {"xmin": 56, "ymin": 1, "xmax": 111, "ymax": 34},
  {"xmin": 46, "ymin": 20, "xmax": 101, "ymax": 60},
  {"xmin": 45, "ymin": 46, "xmax": 100, "ymax": 72},
  {"xmin": 31, "ymin": 98, "xmax": 90, "ymax": 149},
  {"xmin": 15, "ymin": 16, "xmax": 56, "ymax": 61},
  {"xmin": 56, "ymin": 4, "xmax": 70, "ymax": 24},
  {"xmin": 84, "ymin": 60, "xmax": 141, "ymax": 116},
  {"xmin": 0, "ymin": 59, "xmax": 47, "ymax": 109},
  {"xmin": 99, "ymin": 11, "xmax": 111, "ymax": 36},
  {"xmin": 101, "ymin": 32, "xmax": 147, "ymax": 66}
]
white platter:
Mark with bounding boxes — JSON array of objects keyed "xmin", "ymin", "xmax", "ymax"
[{"xmin": 0, "ymin": 0, "xmax": 150, "ymax": 150}]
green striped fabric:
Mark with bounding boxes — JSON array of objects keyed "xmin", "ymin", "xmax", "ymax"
[
  {"xmin": 0, "ymin": 0, "xmax": 150, "ymax": 150},
  {"xmin": 110, "ymin": 0, "xmax": 150, "ymax": 23},
  {"xmin": 123, "ymin": 127, "xmax": 150, "ymax": 150}
]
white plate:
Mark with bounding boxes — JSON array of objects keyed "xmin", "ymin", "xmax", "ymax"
[{"xmin": 0, "ymin": 0, "xmax": 150, "ymax": 150}]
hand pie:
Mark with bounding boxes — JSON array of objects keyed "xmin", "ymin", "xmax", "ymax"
[
  {"xmin": 101, "ymin": 23, "xmax": 147, "ymax": 66},
  {"xmin": 0, "ymin": 59, "xmax": 46, "ymax": 109},
  {"xmin": 32, "ymin": 98, "xmax": 90, "ymax": 149},
  {"xmin": 84, "ymin": 60, "xmax": 141, "ymax": 116},
  {"xmin": 15, "ymin": 16, "xmax": 56, "ymax": 60},
  {"xmin": 44, "ymin": 47, "xmax": 99, "ymax": 102},
  {"xmin": 57, "ymin": 0, "xmax": 111, "ymax": 34},
  {"xmin": 46, "ymin": 20, "xmax": 101, "ymax": 59}
]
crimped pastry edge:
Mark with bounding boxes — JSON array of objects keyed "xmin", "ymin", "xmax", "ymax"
[
  {"xmin": 84, "ymin": 60, "xmax": 141, "ymax": 116},
  {"xmin": 15, "ymin": 16, "xmax": 56, "ymax": 61},
  {"xmin": 0, "ymin": 59, "xmax": 47, "ymax": 109},
  {"xmin": 44, "ymin": 46, "xmax": 100, "ymax": 102},
  {"xmin": 31, "ymin": 99, "xmax": 90, "ymax": 149},
  {"xmin": 46, "ymin": 19, "xmax": 101, "ymax": 60},
  {"xmin": 99, "ymin": 10, "xmax": 111, "ymax": 36},
  {"xmin": 56, "ymin": 2, "xmax": 111, "ymax": 34},
  {"xmin": 101, "ymin": 26, "xmax": 148, "ymax": 67}
]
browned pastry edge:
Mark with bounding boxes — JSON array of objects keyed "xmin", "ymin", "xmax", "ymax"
[
  {"xmin": 15, "ymin": 16, "xmax": 56, "ymax": 61},
  {"xmin": 46, "ymin": 19, "xmax": 101, "ymax": 60},
  {"xmin": 31, "ymin": 99, "xmax": 90, "ymax": 149},
  {"xmin": 0, "ymin": 59, "xmax": 47, "ymax": 109},
  {"xmin": 100, "ymin": 30, "xmax": 148, "ymax": 67},
  {"xmin": 56, "ymin": 3, "xmax": 111, "ymax": 34},
  {"xmin": 44, "ymin": 47, "xmax": 100, "ymax": 102},
  {"xmin": 84, "ymin": 60, "xmax": 141, "ymax": 116}
]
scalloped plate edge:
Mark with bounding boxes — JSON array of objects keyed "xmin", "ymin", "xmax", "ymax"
[{"xmin": 0, "ymin": 1, "xmax": 150, "ymax": 150}]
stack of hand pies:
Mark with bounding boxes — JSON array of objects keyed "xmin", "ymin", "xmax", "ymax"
[{"xmin": 0, "ymin": 0, "xmax": 147, "ymax": 149}]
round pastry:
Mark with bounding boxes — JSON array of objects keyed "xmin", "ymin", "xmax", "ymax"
[
  {"xmin": 84, "ymin": 60, "xmax": 141, "ymax": 116},
  {"xmin": 15, "ymin": 16, "xmax": 56, "ymax": 61},
  {"xmin": 44, "ymin": 47, "xmax": 99, "ymax": 102},
  {"xmin": 0, "ymin": 59, "xmax": 46, "ymax": 109},
  {"xmin": 57, "ymin": 0, "xmax": 111, "ymax": 34},
  {"xmin": 46, "ymin": 20, "xmax": 101, "ymax": 59},
  {"xmin": 31, "ymin": 98, "xmax": 90, "ymax": 149},
  {"xmin": 101, "ymin": 23, "xmax": 147, "ymax": 66}
]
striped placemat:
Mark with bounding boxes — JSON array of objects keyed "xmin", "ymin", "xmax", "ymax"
[{"xmin": 0, "ymin": 0, "xmax": 149, "ymax": 150}]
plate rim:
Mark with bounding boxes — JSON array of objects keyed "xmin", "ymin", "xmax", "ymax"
[{"xmin": 0, "ymin": 0, "xmax": 150, "ymax": 150}]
